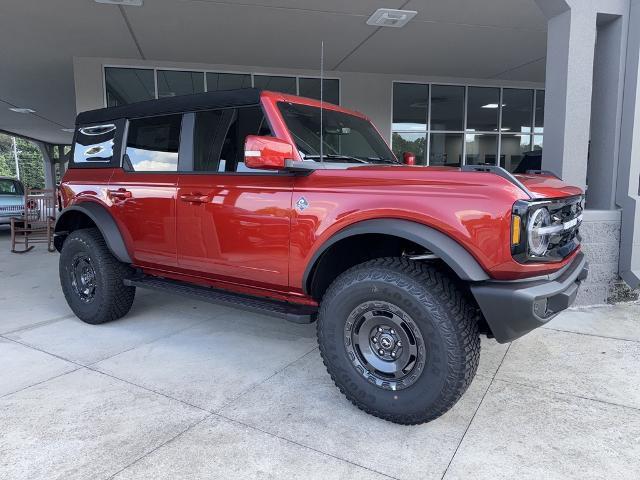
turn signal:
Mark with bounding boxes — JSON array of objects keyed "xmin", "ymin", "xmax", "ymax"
[{"xmin": 511, "ymin": 215, "xmax": 521, "ymax": 245}]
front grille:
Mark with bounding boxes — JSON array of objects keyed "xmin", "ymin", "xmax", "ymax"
[
  {"xmin": 545, "ymin": 196, "xmax": 583, "ymax": 260},
  {"xmin": 0, "ymin": 205, "xmax": 23, "ymax": 212}
]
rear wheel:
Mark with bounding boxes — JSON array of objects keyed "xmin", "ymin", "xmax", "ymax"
[
  {"xmin": 59, "ymin": 228, "xmax": 135, "ymax": 324},
  {"xmin": 317, "ymin": 257, "xmax": 480, "ymax": 425}
]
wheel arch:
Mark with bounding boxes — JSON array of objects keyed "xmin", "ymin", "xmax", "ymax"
[
  {"xmin": 303, "ymin": 219, "xmax": 489, "ymax": 300},
  {"xmin": 54, "ymin": 203, "xmax": 132, "ymax": 263}
]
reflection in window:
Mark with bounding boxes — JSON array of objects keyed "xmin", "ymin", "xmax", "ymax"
[
  {"xmin": 535, "ymin": 90, "xmax": 545, "ymax": 133},
  {"xmin": 392, "ymin": 132, "xmax": 426, "ymax": 164},
  {"xmin": 393, "ymin": 83, "xmax": 428, "ymax": 131},
  {"xmin": 431, "ymin": 85, "xmax": 465, "ymax": 131},
  {"xmin": 502, "ymin": 89, "xmax": 533, "ymax": 133},
  {"xmin": 298, "ymin": 78, "xmax": 340, "ymax": 105},
  {"xmin": 465, "ymin": 134, "xmax": 498, "ymax": 165},
  {"xmin": 206, "ymin": 72, "xmax": 252, "ymax": 91},
  {"xmin": 500, "ymin": 134, "xmax": 532, "ymax": 172},
  {"xmin": 157, "ymin": 70, "xmax": 204, "ymax": 98},
  {"xmin": 105, "ymin": 68, "xmax": 155, "ymax": 107},
  {"xmin": 430, "ymin": 133, "xmax": 463, "ymax": 167},
  {"xmin": 467, "ymin": 87, "xmax": 500, "ymax": 132},
  {"xmin": 253, "ymin": 75, "xmax": 296, "ymax": 94},
  {"xmin": 125, "ymin": 115, "xmax": 182, "ymax": 172}
]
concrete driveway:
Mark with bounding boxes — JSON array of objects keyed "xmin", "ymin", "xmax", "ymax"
[{"xmin": 1, "ymin": 226, "xmax": 639, "ymax": 480}]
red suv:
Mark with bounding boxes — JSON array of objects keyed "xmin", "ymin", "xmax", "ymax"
[{"xmin": 55, "ymin": 89, "xmax": 587, "ymax": 424}]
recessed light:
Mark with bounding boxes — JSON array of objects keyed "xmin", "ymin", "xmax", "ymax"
[
  {"xmin": 9, "ymin": 107, "xmax": 36, "ymax": 114},
  {"xmin": 366, "ymin": 8, "xmax": 417, "ymax": 28},
  {"xmin": 61, "ymin": 128, "xmax": 75, "ymax": 132},
  {"xmin": 95, "ymin": 0, "xmax": 143, "ymax": 6},
  {"xmin": 481, "ymin": 103, "xmax": 506, "ymax": 109}
]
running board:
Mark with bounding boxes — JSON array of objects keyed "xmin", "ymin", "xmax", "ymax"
[{"xmin": 123, "ymin": 276, "xmax": 316, "ymax": 324}]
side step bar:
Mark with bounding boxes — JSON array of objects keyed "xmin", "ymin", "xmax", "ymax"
[{"xmin": 123, "ymin": 276, "xmax": 317, "ymax": 324}]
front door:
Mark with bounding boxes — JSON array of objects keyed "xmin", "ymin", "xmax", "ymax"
[
  {"xmin": 108, "ymin": 113, "xmax": 182, "ymax": 269},
  {"xmin": 176, "ymin": 106, "xmax": 293, "ymax": 293}
]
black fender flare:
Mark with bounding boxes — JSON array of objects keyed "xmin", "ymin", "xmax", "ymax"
[
  {"xmin": 54, "ymin": 203, "xmax": 132, "ymax": 263},
  {"xmin": 303, "ymin": 219, "xmax": 489, "ymax": 294}
]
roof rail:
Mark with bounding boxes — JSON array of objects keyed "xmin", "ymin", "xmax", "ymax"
[
  {"xmin": 460, "ymin": 164, "xmax": 534, "ymax": 199},
  {"xmin": 526, "ymin": 169, "xmax": 561, "ymax": 180}
]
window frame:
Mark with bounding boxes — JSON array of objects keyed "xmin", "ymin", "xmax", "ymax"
[
  {"xmin": 69, "ymin": 118, "xmax": 127, "ymax": 169},
  {"xmin": 390, "ymin": 80, "xmax": 544, "ymax": 171}
]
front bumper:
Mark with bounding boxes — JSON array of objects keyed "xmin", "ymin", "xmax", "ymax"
[{"xmin": 470, "ymin": 252, "xmax": 588, "ymax": 343}]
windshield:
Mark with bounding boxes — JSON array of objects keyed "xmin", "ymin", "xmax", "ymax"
[
  {"xmin": 278, "ymin": 102, "xmax": 398, "ymax": 164},
  {"xmin": 0, "ymin": 179, "xmax": 23, "ymax": 195}
]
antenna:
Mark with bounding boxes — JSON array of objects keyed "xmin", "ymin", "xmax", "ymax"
[{"xmin": 319, "ymin": 40, "xmax": 324, "ymax": 163}]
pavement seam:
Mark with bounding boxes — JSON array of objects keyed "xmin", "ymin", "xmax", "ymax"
[
  {"xmin": 1, "ymin": 314, "xmax": 75, "ymax": 335},
  {"xmin": 214, "ymin": 412, "xmax": 399, "ymax": 480},
  {"xmin": 439, "ymin": 342, "xmax": 512, "ymax": 480},
  {"xmin": 213, "ymin": 345, "xmax": 319, "ymax": 413},
  {"xmin": 491, "ymin": 377, "xmax": 640, "ymax": 414},
  {"xmin": 0, "ymin": 366, "xmax": 83, "ymax": 400},
  {"xmin": 540, "ymin": 325, "xmax": 640, "ymax": 344}
]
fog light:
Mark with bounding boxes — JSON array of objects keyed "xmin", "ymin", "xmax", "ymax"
[{"xmin": 533, "ymin": 298, "xmax": 548, "ymax": 317}]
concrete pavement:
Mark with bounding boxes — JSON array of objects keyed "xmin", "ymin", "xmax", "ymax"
[{"xmin": 1, "ymin": 226, "xmax": 639, "ymax": 479}]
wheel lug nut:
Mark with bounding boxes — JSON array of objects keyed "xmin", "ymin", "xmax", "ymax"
[
  {"xmin": 390, "ymin": 329, "xmax": 395, "ymax": 335},
  {"xmin": 391, "ymin": 352, "xmax": 396, "ymax": 357},
  {"xmin": 377, "ymin": 327, "xmax": 383, "ymax": 332},
  {"xmin": 379, "ymin": 349, "xmax": 384, "ymax": 355},
  {"xmin": 372, "ymin": 337, "xmax": 377, "ymax": 343},
  {"xmin": 397, "ymin": 341, "xmax": 402, "ymax": 347}
]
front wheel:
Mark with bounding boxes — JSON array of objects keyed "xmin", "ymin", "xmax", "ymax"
[
  {"xmin": 317, "ymin": 258, "xmax": 480, "ymax": 425},
  {"xmin": 59, "ymin": 228, "xmax": 135, "ymax": 324}
]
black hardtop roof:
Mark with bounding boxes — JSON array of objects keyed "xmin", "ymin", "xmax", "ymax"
[{"xmin": 76, "ymin": 88, "xmax": 261, "ymax": 125}]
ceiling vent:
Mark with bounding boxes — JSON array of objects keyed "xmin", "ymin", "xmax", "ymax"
[
  {"xmin": 366, "ymin": 8, "xmax": 417, "ymax": 28},
  {"xmin": 95, "ymin": 0, "xmax": 143, "ymax": 6}
]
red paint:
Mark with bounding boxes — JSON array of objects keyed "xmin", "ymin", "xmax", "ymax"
[
  {"xmin": 61, "ymin": 91, "xmax": 583, "ymax": 305},
  {"xmin": 402, "ymin": 152, "xmax": 416, "ymax": 165}
]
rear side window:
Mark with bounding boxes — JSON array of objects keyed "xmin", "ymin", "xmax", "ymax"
[
  {"xmin": 72, "ymin": 121, "xmax": 124, "ymax": 167},
  {"xmin": 0, "ymin": 179, "xmax": 23, "ymax": 195},
  {"xmin": 191, "ymin": 106, "xmax": 271, "ymax": 173},
  {"xmin": 124, "ymin": 114, "xmax": 182, "ymax": 172}
]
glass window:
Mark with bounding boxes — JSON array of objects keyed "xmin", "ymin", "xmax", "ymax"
[
  {"xmin": 157, "ymin": 70, "xmax": 204, "ymax": 98},
  {"xmin": 278, "ymin": 102, "xmax": 396, "ymax": 164},
  {"xmin": 392, "ymin": 132, "xmax": 426, "ymax": 165},
  {"xmin": 206, "ymin": 72, "xmax": 252, "ymax": 91},
  {"xmin": 535, "ymin": 90, "xmax": 545, "ymax": 133},
  {"xmin": 105, "ymin": 68, "xmax": 155, "ymax": 107},
  {"xmin": 533, "ymin": 134, "xmax": 543, "ymax": 150},
  {"xmin": 124, "ymin": 115, "xmax": 182, "ymax": 172},
  {"xmin": 500, "ymin": 134, "xmax": 532, "ymax": 172},
  {"xmin": 0, "ymin": 179, "xmax": 24, "ymax": 195},
  {"xmin": 393, "ymin": 83, "xmax": 428, "ymax": 131},
  {"xmin": 73, "ymin": 123, "xmax": 118, "ymax": 165},
  {"xmin": 430, "ymin": 85, "xmax": 465, "ymax": 131},
  {"xmin": 502, "ymin": 89, "xmax": 533, "ymax": 133},
  {"xmin": 192, "ymin": 106, "xmax": 272, "ymax": 173},
  {"xmin": 465, "ymin": 134, "xmax": 498, "ymax": 165},
  {"xmin": 253, "ymin": 75, "xmax": 296, "ymax": 94},
  {"xmin": 298, "ymin": 78, "xmax": 340, "ymax": 104},
  {"xmin": 467, "ymin": 87, "xmax": 500, "ymax": 132},
  {"xmin": 430, "ymin": 133, "xmax": 463, "ymax": 167}
]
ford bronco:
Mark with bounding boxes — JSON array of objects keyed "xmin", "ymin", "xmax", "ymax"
[{"xmin": 55, "ymin": 89, "xmax": 587, "ymax": 424}]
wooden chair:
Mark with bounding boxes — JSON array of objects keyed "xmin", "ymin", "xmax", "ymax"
[{"xmin": 10, "ymin": 188, "xmax": 57, "ymax": 253}]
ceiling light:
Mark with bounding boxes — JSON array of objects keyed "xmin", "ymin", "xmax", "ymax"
[
  {"xmin": 9, "ymin": 107, "xmax": 36, "ymax": 114},
  {"xmin": 366, "ymin": 8, "xmax": 417, "ymax": 28},
  {"xmin": 61, "ymin": 128, "xmax": 75, "ymax": 133},
  {"xmin": 95, "ymin": 0, "xmax": 143, "ymax": 6},
  {"xmin": 481, "ymin": 103, "xmax": 506, "ymax": 109}
]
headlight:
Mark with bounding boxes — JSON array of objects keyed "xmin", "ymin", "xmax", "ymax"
[{"xmin": 527, "ymin": 207, "xmax": 551, "ymax": 256}]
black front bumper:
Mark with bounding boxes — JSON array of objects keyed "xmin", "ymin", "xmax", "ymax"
[{"xmin": 470, "ymin": 252, "xmax": 589, "ymax": 343}]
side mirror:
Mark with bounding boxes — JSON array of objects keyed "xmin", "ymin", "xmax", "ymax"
[
  {"xmin": 402, "ymin": 151, "xmax": 416, "ymax": 165},
  {"xmin": 244, "ymin": 135, "xmax": 294, "ymax": 170}
]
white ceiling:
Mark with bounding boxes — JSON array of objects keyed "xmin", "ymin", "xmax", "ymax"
[{"xmin": 0, "ymin": 0, "xmax": 547, "ymax": 144}]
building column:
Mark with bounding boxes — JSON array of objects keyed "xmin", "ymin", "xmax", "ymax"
[
  {"xmin": 36, "ymin": 142, "xmax": 56, "ymax": 190},
  {"xmin": 536, "ymin": 1, "xmax": 597, "ymax": 190},
  {"xmin": 616, "ymin": 0, "xmax": 640, "ymax": 289}
]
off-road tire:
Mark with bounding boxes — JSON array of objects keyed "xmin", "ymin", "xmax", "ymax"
[
  {"xmin": 317, "ymin": 257, "xmax": 480, "ymax": 425},
  {"xmin": 59, "ymin": 228, "xmax": 135, "ymax": 324}
]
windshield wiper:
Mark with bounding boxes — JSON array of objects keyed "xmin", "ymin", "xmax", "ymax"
[
  {"xmin": 303, "ymin": 154, "xmax": 368, "ymax": 164},
  {"xmin": 366, "ymin": 157, "xmax": 401, "ymax": 164}
]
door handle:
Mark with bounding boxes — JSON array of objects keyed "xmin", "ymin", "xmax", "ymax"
[
  {"xmin": 107, "ymin": 188, "xmax": 132, "ymax": 200},
  {"xmin": 179, "ymin": 193, "xmax": 210, "ymax": 203}
]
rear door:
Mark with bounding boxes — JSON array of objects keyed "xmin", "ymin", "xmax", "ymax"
[
  {"xmin": 176, "ymin": 105, "xmax": 293, "ymax": 292},
  {"xmin": 108, "ymin": 114, "xmax": 182, "ymax": 269}
]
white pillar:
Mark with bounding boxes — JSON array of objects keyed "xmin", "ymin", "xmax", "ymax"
[{"xmin": 36, "ymin": 142, "xmax": 56, "ymax": 190}]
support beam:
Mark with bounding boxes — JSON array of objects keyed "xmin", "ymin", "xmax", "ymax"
[{"xmin": 35, "ymin": 141, "xmax": 56, "ymax": 190}]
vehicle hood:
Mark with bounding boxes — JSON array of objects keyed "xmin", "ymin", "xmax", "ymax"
[
  {"xmin": 513, "ymin": 173, "xmax": 583, "ymax": 199},
  {"xmin": 0, "ymin": 194, "xmax": 24, "ymax": 206}
]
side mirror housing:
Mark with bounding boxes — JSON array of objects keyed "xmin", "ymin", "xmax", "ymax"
[
  {"xmin": 244, "ymin": 135, "xmax": 294, "ymax": 170},
  {"xmin": 402, "ymin": 151, "xmax": 416, "ymax": 165}
]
